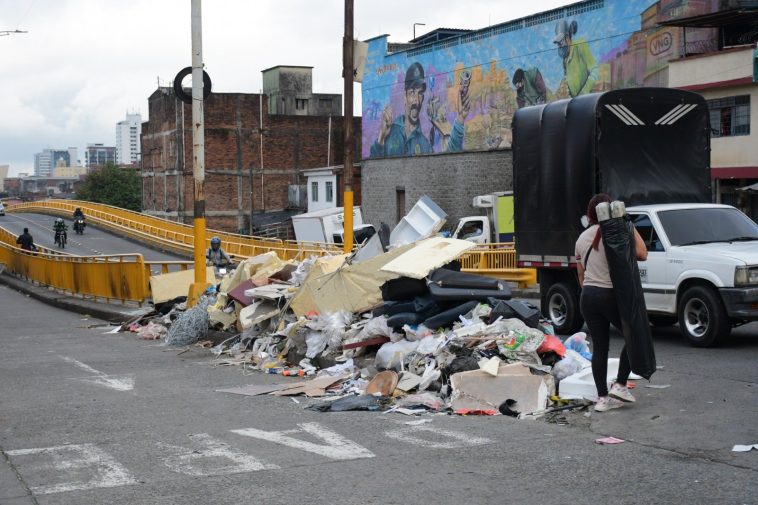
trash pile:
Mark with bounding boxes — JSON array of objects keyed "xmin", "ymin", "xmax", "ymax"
[{"xmin": 124, "ymin": 235, "xmax": 609, "ymax": 419}]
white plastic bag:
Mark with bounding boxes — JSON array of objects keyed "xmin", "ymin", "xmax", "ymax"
[
  {"xmin": 375, "ymin": 339, "xmax": 420, "ymax": 371},
  {"xmin": 305, "ymin": 331, "xmax": 329, "ymax": 358},
  {"xmin": 552, "ymin": 349, "xmax": 592, "ymax": 381}
]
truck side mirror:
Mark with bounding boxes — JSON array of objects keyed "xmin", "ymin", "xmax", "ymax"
[{"xmin": 580, "ymin": 215, "xmax": 590, "ymax": 228}]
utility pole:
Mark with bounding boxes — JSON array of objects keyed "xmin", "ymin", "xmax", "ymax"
[
  {"xmin": 188, "ymin": 0, "xmax": 210, "ymax": 305},
  {"xmin": 342, "ymin": 0, "xmax": 354, "ymax": 254}
]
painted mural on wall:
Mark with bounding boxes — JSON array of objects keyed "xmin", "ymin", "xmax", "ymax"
[{"xmin": 361, "ymin": 0, "xmax": 720, "ymax": 159}]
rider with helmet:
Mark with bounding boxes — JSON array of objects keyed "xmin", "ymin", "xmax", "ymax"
[
  {"xmin": 72, "ymin": 207, "xmax": 86, "ymax": 233},
  {"xmin": 206, "ymin": 236, "xmax": 233, "ymax": 268},
  {"xmin": 53, "ymin": 218, "xmax": 68, "ymax": 245}
]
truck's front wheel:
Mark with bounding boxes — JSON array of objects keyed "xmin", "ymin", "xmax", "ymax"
[
  {"xmin": 545, "ymin": 282, "xmax": 584, "ymax": 335},
  {"xmin": 677, "ymin": 286, "xmax": 730, "ymax": 347}
]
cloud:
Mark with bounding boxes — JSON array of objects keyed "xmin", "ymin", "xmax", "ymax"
[{"xmin": 0, "ymin": 0, "xmax": 570, "ymax": 176}]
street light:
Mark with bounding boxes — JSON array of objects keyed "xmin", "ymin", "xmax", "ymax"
[{"xmin": 413, "ymin": 23, "xmax": 425, "ymax": 40}]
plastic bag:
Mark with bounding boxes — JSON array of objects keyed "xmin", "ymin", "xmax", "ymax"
[
  {"xmin": 564, "ymin": 332, "xmax": 592, "ymax": 360},
  {"xmin": 354, "ymin": 315, "xmax": 401, "ymax": 342},
  {"xmin": 403, "ymin": 324, "xmax": 434, "ymax": 342},
  {"xmin": 536, "ymin": 334, "xmax": 566, "ymax": 358},
  {"xmin": 375, "ymin": 339, "xmax": 420, "ymax": 371},
  {"xmin": 599, "ymin": 210, "xmax": 656, "ymax": 379},
  {"xmin": 396, "ymin": 392, "xmax": 445, "ymax": 411},
  {"xmin": 416, "ymin": 335, "xmax": 446, "ymax": 356},
  {"xmin": 322, "ymin": 311, "xmax": 353, "ymax": 353},
  {"xmin": 305, "ymin": 331, "xmax": 329, "ymax": 358},
  {"xmin": 497, "ymin": 328, "xmax": 544, "ymax": 354},
  {"xmin": 552, "ymin": 349, "xmax": 591, "ymax": 381}
]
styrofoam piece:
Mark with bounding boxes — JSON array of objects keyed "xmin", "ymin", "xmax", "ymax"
[
  {"xmin": 559, "ymin": 358, "xmax": 642, "ymax": 401},
  {"xmin": 389, "ymin": 195, "xmax": 447, "ymax": 246}
]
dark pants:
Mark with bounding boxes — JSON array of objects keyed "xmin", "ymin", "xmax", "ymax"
[{"xmin": 580, "ymin": 285, "xmax": 631, "ymax": 397}]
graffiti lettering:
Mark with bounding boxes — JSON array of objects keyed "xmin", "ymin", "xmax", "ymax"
[
  {"xmin": 650, "ymin": 32, "xmax": 673, "ymax": 56},
  {"xmin": 376, "ymin": 63, "xmax": 399, "ymax": 76}
]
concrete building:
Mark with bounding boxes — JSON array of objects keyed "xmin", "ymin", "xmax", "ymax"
[
  {"xmin": 52, "ymin": 165, "xmax": 88, "ymax": 178},
  {"xmin": 0, "ymin": 164, "xmax": 8, "ymax": 192},
  {"xmin": 262, "ymin": 66, "xmax": 342, "ymax": 116},
  {"xmin": 85, "ymin": 143, "xmax": 117, "ymax": 168},
  {"xmin": 360, "ymin": 0, "xmax": 758, "ymax": 227},
  {"xmin": 33, "ymin": 148, "xmax": 75, "ymax": 177},
  {"xmin": 140, "ymin": 80, "xmax": 360, "ymax": 234},
  {"xmin": 116, "ymin": 112, "xmax": 142, "ymax": 165},
  {"xmin": 301, "ymin": 164, "xmax": 363, "ymax": 214}
]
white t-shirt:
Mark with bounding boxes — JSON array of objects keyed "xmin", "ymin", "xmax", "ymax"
[{"xmin": 575, "ymin": 225, "xmax": 613, "ymax": 289}]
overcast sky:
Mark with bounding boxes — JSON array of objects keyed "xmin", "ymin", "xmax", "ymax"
[{"xmin": 0, "ymin": 0, "xmax": 572, "ymax": 176}]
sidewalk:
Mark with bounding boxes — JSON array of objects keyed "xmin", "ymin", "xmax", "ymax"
[{"xmin": 0, "ymin": 272, "xmax": 150, "ymax": 323}]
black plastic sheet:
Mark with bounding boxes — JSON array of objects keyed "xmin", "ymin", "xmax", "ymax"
[{"xmin": 599, "ymin": 216, "xmax": 657, "ymax": 379}]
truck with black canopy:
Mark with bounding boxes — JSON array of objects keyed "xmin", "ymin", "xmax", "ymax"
[{"xmin": 513, "ymin": 87, "xmax": 758, "ymax": 346}]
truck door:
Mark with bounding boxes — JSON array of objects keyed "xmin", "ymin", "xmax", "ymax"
[{"xmin": 630, "ymin": 213, "xmax": 669, "ymax": 311}]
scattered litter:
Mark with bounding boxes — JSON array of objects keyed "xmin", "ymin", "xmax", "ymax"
[
  {"xmin": 291, "ymin": 398, "xmax": 300, "ymax": 404},
  {"xmin": 404, "ymin": 419, "xmax": 432, "ymax": 425},
  {"xmin": 595, "ymin": 436, "xmax": 625, "ymax": 445},
  {"xmin": 307, "ymin": 394, "xmax": 388, "ymax": 412},
  {"xmin": 644, "ymin": 384, "xmax": 671, "ymax": 389},
  {"xmin": 732, "ymin": 444, "xmax": 758, "ymax": 452}
]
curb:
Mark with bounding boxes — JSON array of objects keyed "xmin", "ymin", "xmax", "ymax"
[{"xmin": 0, "ymin": 272, "xmax": 151, "ymax": 323}]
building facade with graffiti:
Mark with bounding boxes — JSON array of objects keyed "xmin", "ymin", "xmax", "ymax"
[{"xmin": 359, "ymin": 0, "xmax": 758, "ymax": 226}]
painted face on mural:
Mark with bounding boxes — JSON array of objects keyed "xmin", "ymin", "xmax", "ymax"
[
  {"xmin": 405, "ymin": 87, "xmax": 424, "ymax": 126},
  {"xmin": 554, "ymin": 19, "xmax": 577, "ymax": 60},
  {"xmin": 404, "ymin": 62, "xmax": 427, "ymax": 127}
]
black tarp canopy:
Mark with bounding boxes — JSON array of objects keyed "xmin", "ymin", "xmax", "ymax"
[{"xmin": 513, "ymin": 87, "xmax": 711, "ymax": 260}]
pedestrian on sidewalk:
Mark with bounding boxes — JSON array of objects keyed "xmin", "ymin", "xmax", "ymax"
[
  {"xmin": 16, "ymin": 228, "xmax": 35, "ymax": 251},
  {"xmin": 575, "ymin": 193, "xmax": 648, "ymax": 412}
]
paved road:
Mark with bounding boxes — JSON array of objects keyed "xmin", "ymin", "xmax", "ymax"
[
  {"xmin": 0, "ymin": 285, "xmax": 755, "ymax": 505},
  {"xmin": 0, "ymin": 212, "xmax": 184, "ymax": 262}
]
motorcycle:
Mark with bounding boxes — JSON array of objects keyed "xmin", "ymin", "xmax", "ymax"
[
  {"xmin": 55, "ymin": 229, "xmax": 67, "ymax": 248},
  {"xmin": 74, "ymin": 217, "xmax": 86, "ymax": 235}
]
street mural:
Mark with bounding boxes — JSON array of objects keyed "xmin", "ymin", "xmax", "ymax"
[{"xmin": 361, "ymin": 0, "xmax": 719, "ymax": 159}]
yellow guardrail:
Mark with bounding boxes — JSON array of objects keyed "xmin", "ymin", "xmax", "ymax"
[
  {"xmin": 459, "ymin": 244, "xmax": 537, "ymax": 289},
  {"xmin": 7, "ymin": 200, "xmax": 537, "ymax": 288},
  {"xmin": 8, "ymin": 200, "xmax": 340, "ymax": 261},
  {"xmin": 0, "ymin": 241, "xmax": 150, "ymax": 304}
]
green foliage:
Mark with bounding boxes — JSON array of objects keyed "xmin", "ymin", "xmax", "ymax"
[{"xmin": 76, "ymin": 163, "xmax": 141, "ymax": 211}]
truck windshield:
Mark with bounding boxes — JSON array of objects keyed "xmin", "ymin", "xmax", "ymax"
[{"xmin": 658, "ymin": 208, "xmax": 758, "ymax": 246}]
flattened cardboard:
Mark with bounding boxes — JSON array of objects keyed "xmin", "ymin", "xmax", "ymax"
[
  {"xmin": 380, "ymin": 238, "xmax": 476, "ymax": 279},
  {"xmin": 150, "ymin": 267, "xmax": 216, "ymax": 304}
]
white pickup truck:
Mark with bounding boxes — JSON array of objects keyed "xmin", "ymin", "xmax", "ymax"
[{"xmin": 621, "ymin": 203, "xmax": 758, "ymax": 346}]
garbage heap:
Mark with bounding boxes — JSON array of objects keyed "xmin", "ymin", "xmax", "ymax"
[{"xmin": 128, "ymin": 237, "xmax": 603, "ymax": 418}]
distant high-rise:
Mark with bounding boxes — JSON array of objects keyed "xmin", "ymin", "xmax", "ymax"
[
  {"xmin": 116, "ymin": 113, "xmax": 142, "ymax": 165},
  {"xmin": 34, "ymin": 148, "xmax": 73, "ymax": 177},
  {"xmin": 85, "ymin": 143, "xmax": 117, "ymax": 168}
]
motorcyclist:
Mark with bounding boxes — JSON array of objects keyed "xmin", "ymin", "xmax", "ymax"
[
  {"xmin": 73, "ymin": 207, "xmax": 86, "ymax": 233},
  {"xmin": 53, "ymin": 218, "xmax": 68, "ymax": 244},
  {"xmin": 206, "ymin": 236, "xmax": 233, "ymax": 268},
  {"xmin": 16, "ymin": 228, "xmax": 35, "ymax": 251}
]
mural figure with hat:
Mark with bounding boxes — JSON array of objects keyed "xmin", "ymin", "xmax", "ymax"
[
  {"xmin": 371, "ymin": 61, "xmax": 469, "ymax": 157},
  {"xmin": 513, "ymin": 67, "xmax": 547, "ymax": 108},
  {"xmin": 554, "ymin": 19, "xmax": 598, "ymax": 97}
]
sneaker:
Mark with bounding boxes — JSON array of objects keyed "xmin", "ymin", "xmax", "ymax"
[
  {"xmin": 594, "ymin": 396, "xmax": 624, "ymax": 412},
  {"xmin": 610, "ymin": 382, "xmax": 636, "ymax": 403}
]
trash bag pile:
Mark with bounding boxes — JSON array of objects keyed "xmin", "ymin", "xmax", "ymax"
[{"xmin": 124, "ymin": 238, "xmax": 600, "ymax": 418}]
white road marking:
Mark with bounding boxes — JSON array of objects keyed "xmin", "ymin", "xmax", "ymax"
[
  {"xmin": 60, "ymin": 356, "xmax": 134, "ymax": 391},
  {"xmin": 231, "ymin": 422, "xmax": 375, "ymax": 461},
  {"xmin": 384, "ymin": 425, "xmax": 491, "ymax": 449},
  {"xmin": 6, "ymin": 444, "xmax": 137, "ymax": 495},
  {"xmin": 160, "ymin": 433, "xmax": 278, "ymax": 476}
]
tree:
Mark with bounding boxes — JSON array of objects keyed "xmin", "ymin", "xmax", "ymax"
[{"xmin": 76, "ymin": 163, "xmax": 141, "ymax": 211}]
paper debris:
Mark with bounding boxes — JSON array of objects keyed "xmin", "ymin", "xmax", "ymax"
[
  {"xmin": 731, "ymin": 444, "xmax": 758, "ymax": 452},
  {"xmin": 644, "ymin": 384, "xmax": 671, "ymax": 389},
  {"xmin": 595, "ymin": 436, "xmax": 625, "ymax": 445}
]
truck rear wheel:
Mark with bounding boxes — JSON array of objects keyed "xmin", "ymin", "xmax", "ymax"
[
  {"xmin": 677, "ymin": 286, "xmax": 730, "ymax": 347},
  {"xmin": 544, "ymin": 282, "xmax": 584, "ymax": 335}
]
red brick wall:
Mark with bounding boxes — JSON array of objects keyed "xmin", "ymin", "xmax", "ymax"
[{"xmin": 141, "ymin": 88, "xmax": 362, "ymax": 232}]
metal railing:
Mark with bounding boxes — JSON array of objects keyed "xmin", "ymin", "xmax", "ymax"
[
  {"xmin": 8, "ymin": 200, "xmax": 340, "ymax": 261},
  {"xmin": 6, "ymin": 200, "xmax": 537, "ymax": 289},
  {"xmin": 0, "ymin": 241, "xmax": 150, "ymax": 304}
]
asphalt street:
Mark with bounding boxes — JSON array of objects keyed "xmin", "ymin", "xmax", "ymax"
[
  {"xmin": 0, "ymin": 212, "xmax": 184, "ymax": 262},
  {"xmin": 0, "ymin": 284, "xmax": 756, "ymax": 505}
]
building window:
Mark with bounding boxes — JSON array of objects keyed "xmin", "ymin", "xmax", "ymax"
[
  {"xmin": 708, "ymin": 95, "xmax": 750, "ymax": 137},
  {"xmin": 325, "ymin": 181, "xmax": 334, "ymax": 203},
  {"xmin": 296, "ymin": 98, "xmax": 308, "ymax": 111},
  {"xmin": 311, "ymin": 181, "xmax": 318, "ymax": 202},
  {"xmin": 396, "ymin": 188, "xmax": 406, "ymax": 224}
]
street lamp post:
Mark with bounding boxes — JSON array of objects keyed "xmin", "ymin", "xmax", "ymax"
[{"xmin": 413, "ymin": 23, "xmax": 425, "ymax": 40}]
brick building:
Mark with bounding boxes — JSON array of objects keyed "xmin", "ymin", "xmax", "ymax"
[{"xmin": 141, "ymin": 70, "xmax": 361, "ymax": 233}]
